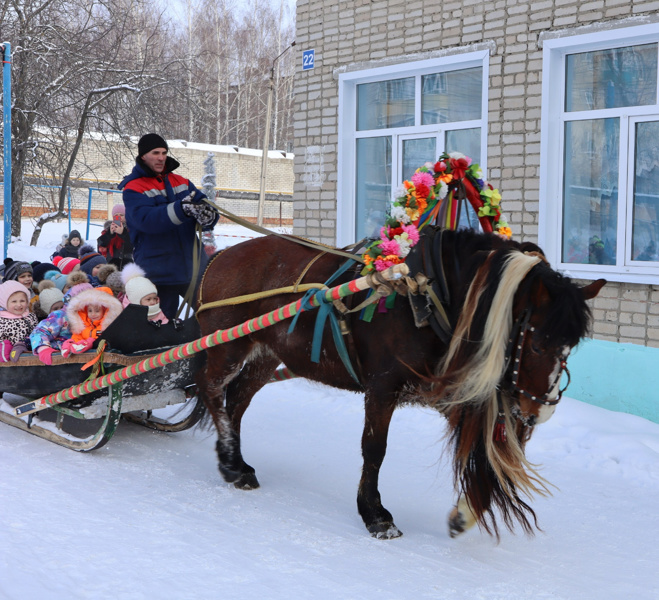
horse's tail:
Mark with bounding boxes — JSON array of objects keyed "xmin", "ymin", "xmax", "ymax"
[{"xmin": 429, "ymin": 248, "xmax": 552, "ymax": 536}]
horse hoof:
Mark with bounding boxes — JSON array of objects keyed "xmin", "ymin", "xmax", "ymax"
[
  {"xmin": 368, "ymin": 522, "xmax": 403, "ymax": 540},
  {"xmin": 448, "ymin": 498, "xmax": 477, "ymax": 538},
  {"xmin": 233, "ymin": 471, "xmax": 260, "ymax": 490}
]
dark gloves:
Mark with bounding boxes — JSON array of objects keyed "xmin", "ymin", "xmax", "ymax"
[{"xmin": 181, "ymin": 200, "xmax": 219, "ymax": 228}]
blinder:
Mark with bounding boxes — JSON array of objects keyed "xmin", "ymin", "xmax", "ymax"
[{"xmin": 503, "ymin": 306, "xmax": 571, "ymax": 409}]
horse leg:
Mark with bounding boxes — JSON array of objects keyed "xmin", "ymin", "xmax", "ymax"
[
  {"xmin": 448, "ymin": 494, "xmax": 478, "ymax": 538},
  {"xmin": 196, "ymin": 341, "xmax": 261, "ymax": 488},
  {"xmin": 357, "ymin": 392, "xmax": 402, "ymax": 539},
  {"xmin": 220, "ymin": 350, "xmax": 281, "ymax": 490}
]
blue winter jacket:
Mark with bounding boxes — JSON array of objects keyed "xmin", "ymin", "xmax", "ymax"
[{"xmin": 119, "ymin": 157, "xmax": 216, "ymax": 286}]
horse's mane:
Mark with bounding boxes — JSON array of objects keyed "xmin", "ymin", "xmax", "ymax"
[{"xmin": 423, "ymin": 229, "xmax": 593, "ymax": 537}]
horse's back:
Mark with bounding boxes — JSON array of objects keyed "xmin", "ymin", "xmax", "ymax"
[{"xmin": 202, "ymin": 236, "xmax": 327, "ymax": 301}]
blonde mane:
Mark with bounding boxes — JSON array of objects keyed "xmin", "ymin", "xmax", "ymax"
[
  {"xmin": 439, "ymin": 251, "xmax": 542, "ymax": 406},
  {"xmin": 434, "ymin": 250, "xmax": 553, "ymax": 531}
]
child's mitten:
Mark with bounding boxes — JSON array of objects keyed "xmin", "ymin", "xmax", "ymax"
[
  {"xmin": 9, "ymin": 341, "xmax": 27, "ymax": 362},
  {"xmin": 37, "ymin": 346, "xmax": 56, "ymax": 366},
  {"xmin": 0, "ymin": 340, "xmax": 12, "ymax": 362}
]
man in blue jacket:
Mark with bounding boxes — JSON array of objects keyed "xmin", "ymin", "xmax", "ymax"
[{"xmin": 119, "ymin": 133, "xmax": 219, "ymax": 319}]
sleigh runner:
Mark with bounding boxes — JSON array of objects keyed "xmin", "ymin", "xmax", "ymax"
[
  {"xmin": 0, "ymin": 306, "xmax": 206, "ymax": 451},
  {"xmin": 0, "ymin": 263, "xmax": 407, "ymax": 452}
]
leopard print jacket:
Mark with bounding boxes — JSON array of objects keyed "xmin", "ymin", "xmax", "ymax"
[{"xmin": 0, "ymin": 313, "xmax": 39, "ymax": 346}]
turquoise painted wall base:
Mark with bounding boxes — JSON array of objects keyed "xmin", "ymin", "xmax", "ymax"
[{"xmin": 568, "ymin": 338, "xmax": 659, "ymax": 424}]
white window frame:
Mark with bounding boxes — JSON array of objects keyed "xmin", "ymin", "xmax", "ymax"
[
  {"xmin": 540, "ymin": 23, "xmax": 659, "ymax": 284},
  {"xmin": 337, "ymin": 50, "xmax": 490, "ymax": 247}
]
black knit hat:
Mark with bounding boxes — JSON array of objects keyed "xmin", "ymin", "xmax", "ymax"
[
  {"xmin": 32, "ymin": 262, "xmax": 60, "ymax": 283},
  {"xmin": 78, "ymin": 244, "xmax": 106, "ymax": 276},
  {"xmin": 138, "ymin": 133, "xmax": 168, "ymax": 157},
  {"xmin": 4, "ymin": 260, "xmax": 33, "ymax": 281}
]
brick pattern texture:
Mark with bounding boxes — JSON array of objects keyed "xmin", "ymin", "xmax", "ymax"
[
  {"xmin": 293, "ymin": 0, "xmax": 659, "ymax": 347},
  {"xmin": 30, "ymin": 138, "xmax": 294, "ymax": 195}
]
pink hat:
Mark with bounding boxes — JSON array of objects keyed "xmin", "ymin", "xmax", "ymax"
[
  {"xmin": 53, "ymin": 256, "xmax": 80, "ymax": 275},
  {"xmin": 67, "ymin": 282, "xmax": 93, "ymax": 299},
  {"xmin": 0, "ymin": 280, "xmax": 29, "ymax": 308},
  {"xmin": 112, "ymin": 204, "xmax": 125, "ymax": 217}
]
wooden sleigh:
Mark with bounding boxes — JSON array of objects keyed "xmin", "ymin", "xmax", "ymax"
[
  {"xmin": 0, "ymin": 262, "xmax": 408, "ymax": 454},
  {"xmin": 0, "ymin": 305, "xmax": 206, "ymax": 452}
]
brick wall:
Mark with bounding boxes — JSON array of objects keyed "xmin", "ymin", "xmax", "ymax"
[
  {"xmin": 293, "ymin": 0, "xmax": 659, "ymax": 347},
  {"xmin": 28, "ymin": 137, "xmax": 294, "ymax": 195}
]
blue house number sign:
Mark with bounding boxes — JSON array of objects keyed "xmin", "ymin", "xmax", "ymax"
[{"xmin": 303, "ymin": 49, "xmax": 315, "ymax": 71}]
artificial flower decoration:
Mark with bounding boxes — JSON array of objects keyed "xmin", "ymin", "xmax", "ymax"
[{"xmin": 361, "ymin": 151, "xmax": 511, "ymax": 274}]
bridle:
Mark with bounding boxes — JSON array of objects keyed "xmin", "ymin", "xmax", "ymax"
[{"xmin": 503, "ymin": 306, "xmax": 572, "ymax": 408}]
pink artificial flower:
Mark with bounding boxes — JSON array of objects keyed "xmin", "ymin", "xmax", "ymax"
[
  {"xmin": 401, "ymin": 224, "xmax": 420, "ymax": 245},
  {"xmin": 375, "ymin": 257, "xmax": 397, "ymax": 271},
  {"xmin": 380, "ymin": 226, "xmax": 390, "ymax": 242},
  {"xmin": 380, "ymin": 239, "xmax": 401, "ymax": 256},
  {"xmin": 411, "ymin": 171, "xmax": 435, "ymax": 189}
]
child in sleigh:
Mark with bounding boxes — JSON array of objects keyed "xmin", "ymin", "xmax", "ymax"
[
  {"xmin": 30, "ymin": 272, "xmax": 122, "ymax": 364},
  {"xmin": 60, "ymin": 286, "xmax": 122, "ymax": 357},
  {"xmin": 0, "ymin": 280, "xmax": 39, "ymax": 362}
]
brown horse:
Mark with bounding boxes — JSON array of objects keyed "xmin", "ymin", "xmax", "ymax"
[{"xmin": 195, "ymin": 227, "xmax": 605, "ymax": 539}]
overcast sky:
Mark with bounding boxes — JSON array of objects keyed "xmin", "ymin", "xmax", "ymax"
[{"xmin": 169, "ymin": 0, "xmax": 296, "ymax": 28}]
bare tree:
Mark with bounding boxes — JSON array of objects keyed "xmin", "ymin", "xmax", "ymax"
[
  {"xmin": 1, "ymin": 0, "xmax": 174, "ymax": 237},
  {"xmin": 0, "ymin": 0, "xmax": 296, "ymax": 242}
]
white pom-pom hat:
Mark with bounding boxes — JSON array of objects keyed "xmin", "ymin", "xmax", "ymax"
[
  {"xmin": 39, "ymin": 287, "xmax": 65, "ymax": 314},
  {"xmin": 121, "ymin": 263, "xmax": 160, "ymax": 316}
]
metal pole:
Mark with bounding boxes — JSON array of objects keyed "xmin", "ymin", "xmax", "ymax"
[
  {"xmin": 2, "ymin": 43, "xmax": 11, "ymax": 260},
  {"xmin": 257, "ymin": 76, "xmax": 274, "ymax": 228},
  {"xmin": 87, "ymin": 188, "xmax": 93, "ymax": 240},
  {"xmin": 257, "ymin": 41, "xmax": 295, "ymax": 229},
  {"xmin": 67, "ymin": 186, "xmax": 72, "ymax": 233}
]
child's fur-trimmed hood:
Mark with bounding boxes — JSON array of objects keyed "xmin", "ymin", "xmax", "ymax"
[{"xmin": 66, "ymin": 287, "xmax": 122, "ymax": 334}]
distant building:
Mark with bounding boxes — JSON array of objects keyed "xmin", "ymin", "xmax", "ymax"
[{"xmin": 11, "ymin": 135, "xmax": 294, "ymax": 223}]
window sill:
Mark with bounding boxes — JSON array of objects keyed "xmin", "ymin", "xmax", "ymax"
[{"xmin": 556, "ymin": 264, "xmax": 659, "ymax": 285}]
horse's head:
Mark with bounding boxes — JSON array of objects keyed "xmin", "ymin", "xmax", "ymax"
[
  {"xmin": 505, "ymin": 267, "xmax": 606, "ymax": 427},
  {"xmin": 435, "ymin": 241, "xmax": 607, "ymax": 538}
]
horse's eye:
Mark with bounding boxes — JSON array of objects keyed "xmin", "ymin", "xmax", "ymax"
[{"xmin": 530, "ymin": 336, "xmax": 544, "ymax": 354}]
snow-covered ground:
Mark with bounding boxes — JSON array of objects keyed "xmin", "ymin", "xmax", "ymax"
[{"xmin": 1, "ymin": 219, "xmax": 659, "ymax": 599}]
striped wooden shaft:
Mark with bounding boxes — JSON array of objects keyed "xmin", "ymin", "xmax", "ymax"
[{"xmin": 21, "ymin": 268, "xmax": 396, "ymax": 415}]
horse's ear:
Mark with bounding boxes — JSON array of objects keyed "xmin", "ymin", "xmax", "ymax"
[
  {"xmin": 519, "ymin": 242, "xmax": 545, "ymax": 256},
  {"xmin": 581, "ymin": 278, "xmax": 607, "ymax": 300}
]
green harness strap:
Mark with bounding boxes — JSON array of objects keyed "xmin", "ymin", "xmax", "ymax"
[{"xmin": 287, "ymin": 259, "xmax": 361, "ymax": 386}]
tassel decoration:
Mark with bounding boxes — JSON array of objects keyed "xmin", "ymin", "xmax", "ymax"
[{"xmin": 494, "ymin": 411, "xmax": 507, "ymax": 442}]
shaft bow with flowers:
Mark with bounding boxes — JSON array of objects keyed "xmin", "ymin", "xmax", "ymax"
[{"xmin": 361, "ymin": 152, "xmax": 512, "ymax": 275}]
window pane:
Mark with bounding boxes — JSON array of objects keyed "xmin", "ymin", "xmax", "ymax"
[
  {"xmin": 356, "ymin": 137, "xmax": 392, "ymax": 239},
  {"xmin": 357, "ymin": 78, "xmax": 415, "ymax": 131},
  {"xmin": 562, "ymin": 119, "xmax": 619, "ymax": 265},
  {"xmin": 446, "ymin": 128, "xmax": 482, "ymax": 229},
  {"xmin": 402, "ymin": 138, "xmax": 436, "ymax": 182},
  {"xmin": 632, "ymin": 121, "xmax": 659, "ymax": 262},
  {"xmin": 422, "ymin": 67, "xmax": 482, "ymax": 124},
  {"xmin": 565, "ymin": 44, "xmax": 658, "ymax": 112},
  {"xmin": 446, "ymin": 128, "xmax": 481, "ymax": 165}
]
